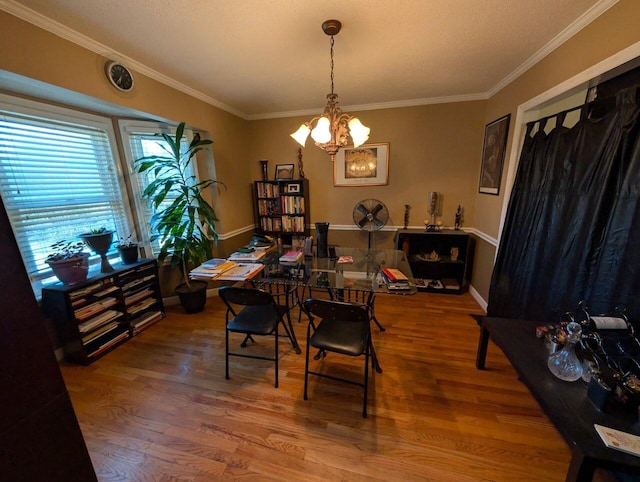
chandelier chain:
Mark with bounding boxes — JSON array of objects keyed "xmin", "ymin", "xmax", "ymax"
[{"xmin": 330, "ymin": 35, "xmax": 335, "ymax": 95}]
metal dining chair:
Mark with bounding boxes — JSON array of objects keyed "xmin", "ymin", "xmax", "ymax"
[
  {"xmin": 219, "ymin": 286, "xmax": 299, "ymax": 388},
  {"xmin": 303, "ymin": 298, "xmax": 378, "ymax": 417}
]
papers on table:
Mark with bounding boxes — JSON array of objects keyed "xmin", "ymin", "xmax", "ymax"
[
  {"xmin": 190, "ymin": 262, "xmax": 264, "ymax": 281},
  {"xmin": 595, "ymin": 424, "xmax": 640, "ymax": 457}
]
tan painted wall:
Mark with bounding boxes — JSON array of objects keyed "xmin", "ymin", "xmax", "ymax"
[
  {"xmin": 3, "ymin": 2, "xmax": 640, "ymax": 306},
  {"xmin": 249, "ymin": 102, "xmax": 486, "ymax": 239},
  {"xmin": 471, "ymin": 0, "xmax": 640, "ymax": 302},
  {"xmin": 0, "ymin": 10, "xmax": 255, "ymax": 242},
  {"xmin": 0, "ymin": 11, "xmax": 256, "ymax": 295}
]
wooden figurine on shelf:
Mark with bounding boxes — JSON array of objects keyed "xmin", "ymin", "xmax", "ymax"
[
  {"xmin": 455, "ymin": 205, "xmax": 463, "ymax": 230},
  {"xmin": 403, "ymin": 204, "xmax": 410, "ymax": 229}
]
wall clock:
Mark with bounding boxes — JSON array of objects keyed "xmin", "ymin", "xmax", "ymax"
[{"xmin": 104, "ymin": 61, "xmax": 134, "ymax": 92}]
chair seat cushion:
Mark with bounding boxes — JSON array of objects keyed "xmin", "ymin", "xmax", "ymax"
[
  {"xmin": 309, "ymin": 319, "xmax": 369, "ymax": 356},
  {"xmin": 227, "ymin": 305, "xmax": 278, "ymax": 335}
]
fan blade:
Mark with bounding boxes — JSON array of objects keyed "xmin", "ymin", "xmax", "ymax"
[
  {"xmin": 358, "ymin": 216, "xmax": 369, "ymax": 228},
  {"xmin": 356, "ymin": 203, "xmax": 371, "ymax": 216},
  {"xmin": 370, "ymin": 203, "xmax": 383, "ymax": 216},
  {"xmin": 373, "ymin": 218, "xmax": 384, "ymax": 228}
]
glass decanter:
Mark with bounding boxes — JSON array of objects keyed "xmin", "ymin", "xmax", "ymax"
[{"xmin": 547, "ymin": 321, "xmax": 584, "ymax": 382}]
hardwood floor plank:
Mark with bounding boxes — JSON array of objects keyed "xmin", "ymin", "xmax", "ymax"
[{"xmin": 60, "ymin": 291, "xmax": 609, "ymax": 481}]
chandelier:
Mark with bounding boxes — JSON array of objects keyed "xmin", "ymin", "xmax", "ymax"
[{"xmin": 290, "ymin": 19, "xmax": 370, "ymax": 162}]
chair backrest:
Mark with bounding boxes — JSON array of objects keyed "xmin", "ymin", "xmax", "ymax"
[
  {"xmin": 303, "ymin": 298, "xmax": 370, "ymax": 324},
  {"xmin": 219, "ymin": 286, "xmax": 276, "ymax": 308}
]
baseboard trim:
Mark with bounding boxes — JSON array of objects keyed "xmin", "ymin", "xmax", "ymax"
[{"xmin": 469, "ymin": 284, "xmax": 488, "ymax": 312}]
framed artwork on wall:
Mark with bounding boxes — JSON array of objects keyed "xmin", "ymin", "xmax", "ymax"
[
  {"xmin": 275, "ymin": 163, "xmax": 294, "ymax": 180},
  {"xmin": 479, "ymin": 114, "xmax": 510, "ymax": 195},
  {"xmin": 333, "ymin": 143, "xmax": 390, "ymax": 187}
]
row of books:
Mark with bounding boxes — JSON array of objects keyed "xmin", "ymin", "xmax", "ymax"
[
  {"xmin": 259, "ymin": 217, "xmax": 282, "ymax": 232},
  {"xmin": 74, "ymin": 296, "xmax": 119, "ymax": 321},
  {"xmin": 68, "ymin": 277, "xmax": 114, "ymax": 300},
  {"xmin": 280, "ymin": 216, "xmax": 305, "ymax": 233},
  {"xmin": 256, "ymin": 182, "xmax": 279, "ymax": 198},
  {"xmin": 121, "ymin": 274, "xmax": 156, "ymax": 292},
  {"xmin": 130, "ymin": 310, "xmax": 164, "ymax": 335},
  {"xmin": 257, "ymin": 199, "xmax": 280, "ymax": 215},
  {"xmin": 78, "ymin": 308, "xmax": 123, "ymax": 333},
  {"xmin": 124, "ymin": 287, "xmax": 155, "ymax": 306},
  {"xmin": 87, "ymin": 330, "xmax": 129, "ymax": 358},
  {"xmin": 280, "ymin": 195, "xmax": 304, "ymax": 214}
]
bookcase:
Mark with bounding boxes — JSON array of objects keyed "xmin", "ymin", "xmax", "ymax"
[
  {"xmin": 42, "ymin": 258, "xmax": 165, "ymax": 365},
  {"xmin": 253, "ymin": 179, "xmax": 310, "ymax": 244},
  {"xmin": 395, "ymin": 229, "xmax": 475, "ymax": 294}
]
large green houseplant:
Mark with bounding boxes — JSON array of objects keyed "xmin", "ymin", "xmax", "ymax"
[{"xmin": 135, "ymin": 123, "xmax": 224, "ymax": 313}]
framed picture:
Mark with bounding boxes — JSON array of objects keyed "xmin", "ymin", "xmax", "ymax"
[
  {"xmin": 479, "ymin": 114, "xmax": 510, "ymax": 195},
  {"xmin": 333, "ymin": 143, "xmax": 389, "ymax": 187},
  {"xmin": 286, "ymin": 183, "xmax": 300, "ymax": 193},
  {"xmin": 275, "ymin": 163, "xmax": 294, "ymax": 180}
]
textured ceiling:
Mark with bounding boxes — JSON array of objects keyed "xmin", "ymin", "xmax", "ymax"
[{"xmin": 4, "ymin": 0, "xmax": 608, "ymax": 118}]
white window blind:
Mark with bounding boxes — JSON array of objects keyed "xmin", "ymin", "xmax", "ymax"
[
  {"xmin": 119, "ymin": 121, "xmax": 197, "ymax": 256},
  {"xmin": 0, "ymin": 96, "xmax": 131, "ymax": 291}
]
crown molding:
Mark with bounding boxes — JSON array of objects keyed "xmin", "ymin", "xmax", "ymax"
[
  {"xmin": 0, "ymin": 0, "xmax": 247, "ymax": 119},
  {"xmin": 248, "ymin": 93, "xmax": 488, "ymax": 120},
  {"xmin": 487, "ymin": 0, "xmax": 619, "ymax": 97},
  {"xmin": 1, "ymin": 0, "xmax": 617, "ymax": 119}
]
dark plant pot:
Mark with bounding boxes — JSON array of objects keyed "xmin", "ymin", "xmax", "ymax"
[
  {"xmin": 79, "ymin": 231, "xmax": 114, "ymax": 273},
  {"xmin": 118, "ymin": 246, "xmax": 138, "ymax": 264},
  {"xmin": 47, "ymin": 254, "xmax": 90, "ymax": 285},
  {"xmin": 175, "ymin": 280, "xmax": 208, "ymax": 314}
]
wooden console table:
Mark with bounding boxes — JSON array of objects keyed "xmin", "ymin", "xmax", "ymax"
[{"xmin": 476, "ymin": 317, "xmax": 640, "ymax": 482}]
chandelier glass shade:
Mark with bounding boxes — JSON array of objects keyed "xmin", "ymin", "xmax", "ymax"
[{"xmin": 290, "ymin": 20, "xmax": 370, "ymax": 162}]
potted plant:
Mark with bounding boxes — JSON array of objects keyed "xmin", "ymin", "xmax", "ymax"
[
  {"xmin": 78, "ymin": 227, "xmax": 115, "ymax": 273},
  {"xmin": 46, "ymin": 240, "xmax": 90, "ymax": 285},
  {"xmin": 115, "ymin": 234, "xmax": 139, "ymax": 265},
  {"xmin": 135, "ymin": 122, "xmax": 225, "ymax": 313}
]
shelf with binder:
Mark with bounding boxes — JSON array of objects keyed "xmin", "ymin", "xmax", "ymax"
[{"xmin": 42, "ymin": 258, "xmax": 165, "ymax": 364}]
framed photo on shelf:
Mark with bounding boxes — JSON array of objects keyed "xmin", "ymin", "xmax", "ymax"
[
  {"xmin": 479, "ymin": 114, "xmax": 510, "ymax": 195},
  {"xmin": 333, "ymin": 142, "xmax": 389, "ymax": 187},
  {"xmin": 286, "ymin": 183, "xmax": 300, "ymax": 193},
  {"xmin": 275, "ymin": 163, "xmax": 294, "ymax": 180}
]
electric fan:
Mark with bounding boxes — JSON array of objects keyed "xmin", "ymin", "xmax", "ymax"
[{"xmin": 353, "ymin": 199, "xmax": 389, "ymax": 248}]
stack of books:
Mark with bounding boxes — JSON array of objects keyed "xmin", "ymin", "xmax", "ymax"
[
  {"xmin": 279, "ymin": 250, "xmax": 303, "ymax": 264},
  {"xmin": 228, "ymin": 246, "xmax": 272, "ymax": 262},
  {"xmin": 381, "ymin": 268, "xmax": 411, "ymax": 291}
]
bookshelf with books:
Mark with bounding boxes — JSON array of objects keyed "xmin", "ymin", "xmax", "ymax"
[
  {"xmin": 395, "ymin": 229, "xmax": 475, "ymax": 294},
  {"xmin": 42, "ymin": 258, "xmax": 165, "ymax": 364},
  {"xmin": 253, "ymin": 179, "xmax": 310, "ymax": 244}
]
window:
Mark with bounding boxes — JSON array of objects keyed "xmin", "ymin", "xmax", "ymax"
[
  {"xmin": 0, "ymin": 94, "xmax": 134, "ymax": 294},
  {"xmin": 118, "ymin": 120, "xmax": 198, "ymax": 256}
]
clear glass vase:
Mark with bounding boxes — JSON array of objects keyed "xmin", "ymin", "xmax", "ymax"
[{"xmin": 547, "ymin": 321, "xmax": 584, "ymax": 382}]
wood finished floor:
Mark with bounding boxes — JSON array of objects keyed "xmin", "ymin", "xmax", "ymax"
[{"xmin": 60, "ymin": 292, "xmax": 606, "ymax": 481}]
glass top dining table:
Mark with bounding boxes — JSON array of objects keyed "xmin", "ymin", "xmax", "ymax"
[{"xmin": 255, "ymin": 247, "xmax": 417, "ymax": 295}]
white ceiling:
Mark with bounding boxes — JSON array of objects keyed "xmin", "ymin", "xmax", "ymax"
[{"xmin": 3, "ymin": 0, "xmax": 611, "ymax": 119}]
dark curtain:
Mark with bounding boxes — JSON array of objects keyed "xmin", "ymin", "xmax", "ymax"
[{"xmin": 488, "ymin": 87, "xmax": 640, "ymax": 322}]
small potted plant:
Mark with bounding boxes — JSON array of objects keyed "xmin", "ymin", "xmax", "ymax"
[
  {"xmin": 115, "ymin": 234, "xmax": 139, "ymax": 265},
  {"xmin": 78, "ymin": 227, "xmax": 114, "ymax": 273},
  {"xmin": 46, "ymin": 240, "xmax": 90, "ymax": 285}
]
